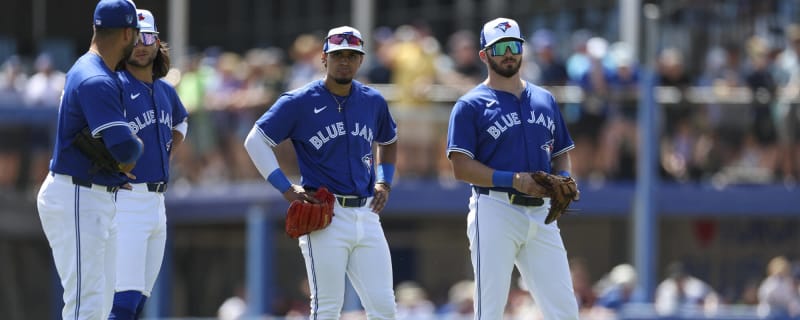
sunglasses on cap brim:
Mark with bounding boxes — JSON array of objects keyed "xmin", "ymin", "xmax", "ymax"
[
  {"xmin": 138, "ymin": 33, "xmax": 158, "ymax": 46},
  {"xmin": 327, "ymin": 34, "xmax": 364, "ymax": 47},
  {"xmin": 486, "ymin": 40, "xmax": 523, "ymax": 56}
]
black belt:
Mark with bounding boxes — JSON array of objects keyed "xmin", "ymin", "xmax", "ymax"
[
  {"xmin": 336, "ymin": 196, "xmax": 367, "ymax": 208},
  {"xmin": 304, "ymin": 186, "xmax": 367, "ymax": 208},
  {"xmin": 475, "ymin": 187, "xmax": 543, "ymax": 207},
  {"xmin": 71, "ymin": 176, "xmax": 120, "ymax": 193},
  {"xmin": 147, "ymin": 183, "xmax": 168, "ymax": 193}
]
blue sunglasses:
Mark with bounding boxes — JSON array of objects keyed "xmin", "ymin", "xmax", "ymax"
[{"xmin": 487, "ymin": 40, "xmax": 523, "ymax": 56}]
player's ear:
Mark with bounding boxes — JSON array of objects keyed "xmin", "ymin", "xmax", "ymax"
[
  {"xmin": 321, "ymin": 53, "xmax": 328, "ymax": 68},
  {"xmin": 478, "ymin": 49, "xmax": 488, "ymax": 63}
]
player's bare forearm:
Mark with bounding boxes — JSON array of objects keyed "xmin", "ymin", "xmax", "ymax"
[
  {"xmin": 450, "ymin": 152, "xmax": 548, "ymax": 197},
  {"xmin": 371, "ymin": 142, "xmax": 396, "ymax": 213},
  {"xmin": 169, "ymin": 130, "xmax": 184, "ymax": 161},
  {"xmin": 449, "ymin": 152, "xmax": 495, "ymax": 187},
  {"xmin": 376, "ymin": 141, "xmax": 397, "ymax": 165},
  {"xmin": 551, "ymin": 152, "xmax": 573, "ymax": 174}
]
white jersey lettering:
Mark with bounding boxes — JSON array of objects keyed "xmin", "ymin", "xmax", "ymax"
[
  {"xmin": 310, "ymin": 121, "xmax": 347, "ymax": 150},
  {"xmin": 526, "ymin": 110, "xmax": 556, "ymax": 133},
  {"xmin": 487, "ymin": 112, "xmax": 521, "ymax": 140},
  {"xmin": 351, "ymin": 122, "xmax": 374, "ymax": 143}
]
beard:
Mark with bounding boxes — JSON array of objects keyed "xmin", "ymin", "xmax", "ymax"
[
  {"xmin": 127, "ymin": 51, "xmax": 156, "ymax": 68},
  {"xmin": 487, "ymin": 56, "xmax": 521, "ymax": 78},
  {"xmin": 331, "ymin": 76, "xmax": 353, "ymax": 85}
]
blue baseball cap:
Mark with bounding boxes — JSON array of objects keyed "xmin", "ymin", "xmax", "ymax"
[{"xmin": 93, "ymin": 0, "xmax": 139, "ymax": 29}]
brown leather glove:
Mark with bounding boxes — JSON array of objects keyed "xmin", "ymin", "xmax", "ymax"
[{"xmin": 531, "ymin": 171, "xmax": 579, "ymax": 224}]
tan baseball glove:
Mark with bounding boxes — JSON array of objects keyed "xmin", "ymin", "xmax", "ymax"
[{"xmin": 531, "ymin": 171, "xmax": 579, "ymax": 224}]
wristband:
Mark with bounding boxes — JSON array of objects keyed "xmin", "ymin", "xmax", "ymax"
[
  {"xmin": 376, "ymin": 163, "xmax": 395, "ymax": 186},
  {"xmin": 558, "ymin": 170, "xmax": 571, "ymax": 177},
  {"xmin": 492, "ymin": 170, "xmax": 514, "ymax": 187},
  {"xmin": 267, "ymin": 169, "xmax": 292, "ymax": 192}
]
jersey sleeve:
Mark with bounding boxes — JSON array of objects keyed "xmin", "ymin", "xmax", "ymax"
[
  {"xmin": 77, "ymin": 75, "xmax": 131, "ymax": 145},
  {"xmin": 374, "ymin": 96, "xmax": 398, "ymax": 145},
  {"xmin": 446, "ymin": 99, "xmax": 478, "ymax": 159},
  {"xmin": 254, "ymin": 93, "xmax": 297, "ymax": 147},
  {"xmin": 549, "ymin": 94, "xmax": 575, "ymax": 157}
]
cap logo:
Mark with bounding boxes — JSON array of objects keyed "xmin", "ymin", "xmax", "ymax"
[
  {"xmin": 138, "ymin": 13, "xmax": 145, "ymax": 21},
  {"xmin": 126, "ymin": 15, "xmax": 133, "ymax": 24},
  {"xmin": 495, "ymin": 21, "xmax": 512, "ymax": 33}
]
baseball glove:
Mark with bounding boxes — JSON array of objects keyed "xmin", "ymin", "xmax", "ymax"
[
  {"xmin": 72, "ymin": 127, "xmax": 122, "ymax": 175},
  {"xmin": 285, "ymin": 187, "xmax": 336, "ymax": 239},
  {"xmin": 531, "ymin": 171, "xmax": 579, "ymax": 224}
]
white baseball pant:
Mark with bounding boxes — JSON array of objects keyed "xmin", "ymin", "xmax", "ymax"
[
  {"xmin": 37, "ymin": 173, "xmax": 118, "ymax": 320},
  {"xmin": 467, "ymin": 189, "xmax": 579, "ymax": 320},
  {"xmin": 298, "ymin": 197, "xmax": 397, "ymax": 319},
  {"xmin": 113, "ymin": 183, "xmax": 167, "ymax": 296}
]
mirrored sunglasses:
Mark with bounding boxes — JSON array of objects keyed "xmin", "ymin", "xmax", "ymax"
[
  {"xmin": 138, "ymin": 33, "xmax": 158, "ymax": 46},
  {"xmin": 488, "ymin": 40, "xmax": 523, "ymax": 56},
  {"xmin": 327, "ymin": 34, "xmax": 364, "ymax": 47}
]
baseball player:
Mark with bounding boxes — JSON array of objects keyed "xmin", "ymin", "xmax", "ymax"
[
  {"xmin": 35, "ymin": 0, "xmax": 143, "ymax": 319},
  {"xmin": 244, "ymin": 26, "xmax": 399, "ymax": 319},
  {"xmin": 109, "ymin": 9, "xmax": 188, "ymax": 319},
  {"xmin": 446, "ymin": 18, "xmax": 580, "ymax": 319}
]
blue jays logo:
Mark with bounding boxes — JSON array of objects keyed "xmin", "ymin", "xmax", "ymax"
[
  {"xmin": 361, "ymin": 153, "xmax": 373, "ymax": 172},
  {"xmin": 138, "ymin": 13, "xmax": 145, "ymax": 21},
  {"xmin": 495, "ymin": 22, "xmax": 512, "ymax": 33},
  {"xmin": 541, "ymin": 139, "xmax": 554, "ymax": 157}
]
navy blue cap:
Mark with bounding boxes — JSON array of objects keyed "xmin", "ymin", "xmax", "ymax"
[{"xmin": 93, "ymin": 0, "xmax": 139, "ymax": 29}]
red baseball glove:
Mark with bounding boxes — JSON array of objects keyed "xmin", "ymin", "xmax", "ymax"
[
  {"xmin": 531, "ymin": 171, "xmax": 579, "ymax": 224},
  {"xmin": 285, "ymin": 187, "xmax": 335, "ymax": 238}
]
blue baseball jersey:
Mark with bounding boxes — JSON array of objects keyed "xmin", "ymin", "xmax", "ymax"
[
  {"xmin": 118, "ymin": 70, "xmax": 188, "ymax": 184},
  {"xmin": 446, "ymin": 82, "xmax": 574, "ymax": 193},
  {"xmin": 254, "ymin": 80, "xmax": 397, "ymax": 197},
  {"xmin": 50, "ymin": 53, "xmax": 132, "ymax": 186}
]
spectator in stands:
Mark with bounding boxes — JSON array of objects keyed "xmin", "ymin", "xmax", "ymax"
[
  {"xmin": 757, "ymin": 256, "xmax": 800, "ymax": 319},
  {"xmin": 438, "ymin": 280, "xmax": 474, "ymax": 320},
  {"xmin": 437, "ymin": 29, "xmax": 485, "ymax": 89},
  {"xmin": 772, "ymin": 24, "xmax": 800, "ymax": 184},
  {"xmin": 654, "ymin": 261, "xmax": 720, "ymax": 315},
  {"xmin": 525, "ymin": 29, "xmax": 568, "ymax": 86},
  {"xmin": 395, "ymin": 281, "xmax": 437, "ymax": 320},
  {"xmin": 22, "ymin": 52, "xmax": 65, "ymax": 107},
  {"xmin": 391, "ymin": 24, "xmax": 440, "ymax": 178},
  {"xmin": 573, "ymin": 36, "xmax": 613, "ymax": 181},
  {"xmin": 0, "ymin": 55, "xmax": 27, "ymax": 105},
  {"xmin": 656, "ymin": 47, "xmax": 694, "ymax": 135},
  {"xmin": 594, "ymin": 263, "xmax": 637, "ymax": 311},
  {"xmin": 286, "ymin": 34, "xmax": 324, "ymax": 91},
  {"xmin": 602, "ymin": 41, "xmax": 640, "ymax": 180},
  {"xmin": 363, "ymin": 26, "xmax": 395, "ymax": 84},
  {"xmin": 569, "ymin": 257, "xmax": 596, "ymax": 311}
]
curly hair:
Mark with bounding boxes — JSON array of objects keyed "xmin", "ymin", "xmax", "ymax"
[{"xmin": 152, "ymin": 40, "xmax": 171, "ymax": 79}]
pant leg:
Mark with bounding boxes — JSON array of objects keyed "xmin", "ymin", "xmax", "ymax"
[
  {"xmin": 345, "ymin": 206, "xmax": 397, "ymax": 319},
  {"xmin": 516, "ymin": 205, "xmax": 579, "ymax": 320},
  {"xmin": 143, "ymin": 193, "xmax": 167, "ymax": 296},
  {"xmin": 468, "ymin": 192, "xmax": 527, "ymax": 320},
  {"xmin": 299, "ymin": 207, "xmax": 358, "ymax": 320},
  {"xmin": 37, "ymin": 175, "xmax": 116, "ymax": 320},
  {"xmin": 113, "ymin": 190, "xmax": 153, "ymax": 293}
]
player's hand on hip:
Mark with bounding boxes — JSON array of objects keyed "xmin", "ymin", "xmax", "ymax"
[
  {"xmin": 513, "ymin": 172, "xmax": 548, "ymax": 197},
  {"xmin": 282, "ymin": 185, "xmax": 320, "ymax": 204},
  {"xmin": 370, "ymin": 182, "xmax": 391, "ymax": 213}
]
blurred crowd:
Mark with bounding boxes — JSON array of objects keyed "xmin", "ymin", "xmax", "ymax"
[
  {"xmin": 2, "ymin": 22, "xmax": 800, "ymax": 193},
  {"xmin": 215, "ymin": 256, "xmax": 800, "ymax": 320}
]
